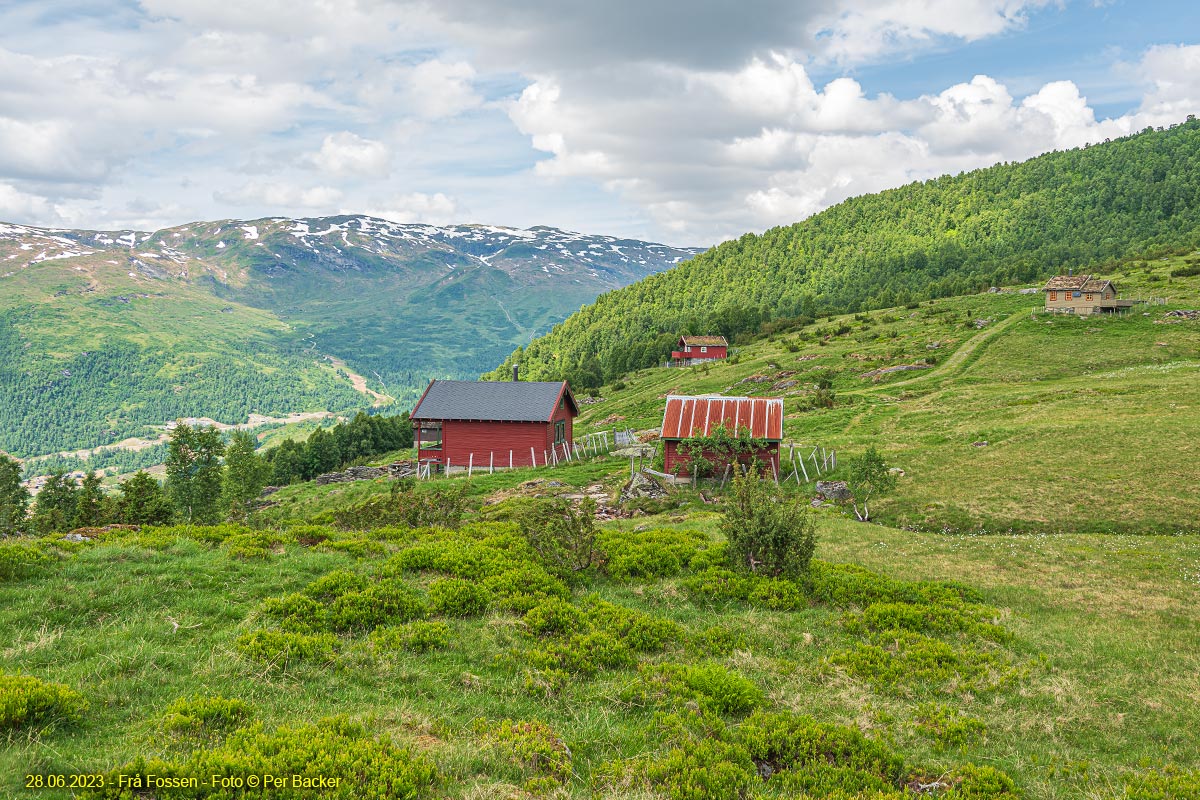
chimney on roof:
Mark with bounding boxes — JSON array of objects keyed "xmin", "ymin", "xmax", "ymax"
[{"xmin": 513, "ymin": 364, "xmax": 519, "ymax": 382}]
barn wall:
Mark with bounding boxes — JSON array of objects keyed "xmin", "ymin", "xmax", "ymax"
[
  {"xmin": 663, "ymin": 440, "xmax": 780, "ymax": 477},
  {"xmin": 434, "ymin": 420, "xmax": 553, "ymax": 468}
]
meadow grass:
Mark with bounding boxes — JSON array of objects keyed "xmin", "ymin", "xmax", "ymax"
[{"xmin": 1, "ymin": 509, "xmax": 1197, "ymax": 799}]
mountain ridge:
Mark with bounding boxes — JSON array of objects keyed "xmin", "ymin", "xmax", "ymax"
[{"xmin": 0, "ymin": 215, "xmax": 701, "ymax": 464}]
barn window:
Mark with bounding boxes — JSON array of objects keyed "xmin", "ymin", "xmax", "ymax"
[
  {"xmin": 559, "ymin": 397, "xmax": 565, "ymax": 409},
  {"xmin": 417, "ymin": 422, "xmax": 442, "ymax": 450},
  {"xmin": 700, "ymin": 346, "xmax": 708, "ymax": 353},
  {"xmin": 554, "ymin": 420, "xmax": 566, "ymax": 444},
  {"xmin": 685, "ymin": 345, "xmax": 692, "ymax": 352},
  {"xmin": 1085, "ymin": 293, "xmax": 1093, "ymax": 301},
  {"xmin": 1050, "ymin": 291, "xmax": 1057, "ymax": 300}
]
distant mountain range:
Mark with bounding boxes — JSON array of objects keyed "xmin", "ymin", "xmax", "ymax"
[{"xmin": 0, "ymin": 215, "xmax": 701, "ymax": 461}]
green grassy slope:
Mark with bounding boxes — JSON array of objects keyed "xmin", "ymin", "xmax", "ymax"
[
  {"xmin": 1, "ymin": 492, "xmax": 1196, "ymax": 799},
  {"xmin": 492, "ymin": 119, "xmax": 1200, "ymax": 385},
  {"xmin": 564, "ymin": 256, "xmax": 1200, "ymax": 535}
]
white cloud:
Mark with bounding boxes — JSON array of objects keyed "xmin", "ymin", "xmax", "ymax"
[
  {"xmin": 311, "ymin": 132, "xmax": 391, "ymax": 177},
  {"xmin": 214, "ymin": 181, "xmax": 344, "ymax": 209},
  {"xmin": 0, "ymin": 182, "xmax": 59, "ymax": 221},
  {"xmin": 363, "ymin": 192, "xmax": 458, "ymax": 225}
]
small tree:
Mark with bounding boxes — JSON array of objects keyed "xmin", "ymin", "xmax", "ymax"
[
  {"xmin": 118, "ymin": 471, "xmax": 175, "ymax": 526},
  {"xmin": 846, "ymin": 446, "xmax": 897, "ymax": 522},
  {"xmin": 515, "ymin": 497, "xmax": 599, "ymax": 580},
  {"xmin": 74, "ymin": 471, "xmax": 106, "ymax": 528},
  {"xmin": 722, "ymin": 471, "xmax": 816, "ymax": 579},
  {"xmin": 223, "ymin": 431, "xmax": 271, "ymax": 520},
  {"xmin": 165, "ymin": 424, "xmax": 226, "ymax": 524},
  {"xmin": 31, "ymin": 471, "xmax": 80, "ymax": 534},
  {"xmin": 0, "ymin": 454, "xmax": 30, "ymax": 534}
]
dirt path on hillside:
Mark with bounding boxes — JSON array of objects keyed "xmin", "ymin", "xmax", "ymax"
[
  {"xmin": 324, "ymin": 355, "xmax": 394, "ymax": 406},
  {"xmin": 846, "ymin": 308, "xmax": 1030, "ymax": 397}
]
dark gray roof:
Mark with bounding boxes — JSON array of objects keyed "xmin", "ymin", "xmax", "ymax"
[{"xmin": 411, "ymin": 380, "xmax": 576, "ymax": 422}]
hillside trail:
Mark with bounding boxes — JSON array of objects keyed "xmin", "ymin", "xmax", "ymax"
[{"xmin": 844, "ymin": 307, "xmax": 1030, "ymax": 399}]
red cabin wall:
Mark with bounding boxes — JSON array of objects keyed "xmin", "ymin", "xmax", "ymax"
[
  {"xmin": 679, "ymin": 345, "xmax": 727, "ymax": 360},
  {"xmin": 416, "ymin": 409, "xmax": 576, "ymax": 469},
  {"xmin": 663, "ymin": 439, "xmax": 780, "ymax": 477}
]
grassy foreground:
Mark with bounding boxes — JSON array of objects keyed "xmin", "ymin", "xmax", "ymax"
[{"xmin": 1, "ymin": 495, "xmax": 1198, "ymax": 799}]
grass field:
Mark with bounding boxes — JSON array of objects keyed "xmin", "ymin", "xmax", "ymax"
[
  {"xmin": 567, "ymin": 255, "xmax": 1200, "ymax": 534},
  {"xmin": 2, "ymin": 484, "xmax": 1197, "ymax": 799}
]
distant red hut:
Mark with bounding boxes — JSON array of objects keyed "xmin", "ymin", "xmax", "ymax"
[
  {"xmin": 411, "ymin": 378, "xmax": 578, "ymax": 470},
  {"xmin": 670, "ymin": 335, "xmax": 728, "ymax": 366},
  {"xmin": 660, "ymin": 395, "xmax": 783, "ymax": 478}
]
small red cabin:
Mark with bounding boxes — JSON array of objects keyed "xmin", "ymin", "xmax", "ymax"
[
  {"xmin": 671, "ymin": 335, "xmax": 728, "ymax": 365},
  {"xmin": 661, "ymin": 395, "xmax": 783, "ymax": 478},
  {"xmin": 411, "ymin": 379, "xmax": 578, "ymax": 470}
]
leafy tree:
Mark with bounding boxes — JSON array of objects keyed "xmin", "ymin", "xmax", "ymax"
[
  {"xmin": 722, "ymin": 471, "xmax": 816, "ymax": 579},
  {"xmin": 223, "ymin": 431, "xmax": 271, "ymax": 520},
  {"xmin": 31, "ymin": 471, "xmax": 80, "ymax": 534},
  {"xmin": 303, "ymin": 428, "xmax": 341, "ymax": 479},
  {"xmin": 117, "ymin": 471, "xmax": 175, "ymax": 526},
  {"xmin": 846, "ymin": 446, "xmax": 898, "ymax": 522},
  {"xmin": 74, "ymin": 471, "xmax": 106, "ymax": 528},
  {"xmin": 165, "ymin": 424, "xmax": 226, "ymax": 524},
  {"xmin": 514, "ymin": 497, "xmax": 599, "ymax": 581},
  {"xmin": 0, "ymin": 453, "xmax": 30, "ymax": 533}
]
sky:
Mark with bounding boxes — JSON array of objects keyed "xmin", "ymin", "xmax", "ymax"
[{"xmin": 0, "ymin": 1, "xmax": 1197, "ymax": 247}]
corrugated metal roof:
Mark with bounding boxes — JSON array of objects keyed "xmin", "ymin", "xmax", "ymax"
[
  {"xmin": 679, "ymin": 335, "xmax": 729, "ymax": 347},
  {"xmin": 661, "ymin": 395, "xmax": 784, "ymax": 441},
  {"xmin": 411, "ymin": 380, "xmax": 575, "ymax": 422}
]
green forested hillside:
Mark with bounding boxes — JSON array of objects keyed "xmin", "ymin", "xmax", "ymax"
[
  {"xmin": 492, "ymin": 119, "xmax": 1200, "ymax": 384},
  {"xmin": 0, "ymin": 218, "xmax": 695, "ymax": 461}
]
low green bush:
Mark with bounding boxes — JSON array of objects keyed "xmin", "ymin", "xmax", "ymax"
[
  {"xmin": 0, "ymin": 541, "xmax": 54, "ymax": 581},
  {"xmin": 83, "ymin": 717, "xmax": 438, "ymax": 799},
  {"xmin": 809, "ymin": 562, "xmax": 983, "ymax": 608},
  {"xmin": 0, "ymin": 673, "xmax": 88, "ymax": 729},
  {"xmin": 526, "ymin": 631, "xmax": 634, "ymax": 676},
  {"xmin": 370, "ymin": 621, "xmax": 451, "ymax": 653},
  {"xmin": 597, "ymin": 527, "xmax": 708, "ymax": 580},
  {"xmin": 260, "ymin": 593, "xmax": 331, "ymax": 633},
  {"xmin": 688, "ymin": 626, "xmax": 747, "ymax": 657},
  {"xmin": 739, "ymin": 711, "xmax": 905, "ymax": 785},
  {"xmin": 234, "ymin": 630, "xmax": 338, "ymax": 668},
  {"xmin": 483, "ymin": 566, "xmax": 570, "ymax": 613},
  {"xmin": 637, "ymin": 738, "xmax": 757, "ymax": 800},
  {"xmin": 680, "ymin": 568, "xmax": 755, "ymax": 605},
  {"xmin": 828, "ymin": 630, "xmax": 1015, "ymax": 693},
  {"xmin": 479, "ymin": 719, "xmax": 573, "ymax": 794},
  {"xmin": 427, "ymin": 578, "xmax": 490, "ymax": 618},
  {"xmin": 303, "ymin": 569, "xmax": 369, "ymax": 602},
  {"xmin": 943, "ymin": 763, "xmax": 1023, "ymax": 798},
  {"xmin": 160, "ymin": 695, "xmax": 253, "ymax": 740},
  {"xmin": 523, "ymin": 599, "xmax": 585, "ymax": 638},
  {"xmin": 330, "ymin": 580, "xmax": 425, "ymax": 632},
  {"xmin": 623, "ymin": 663, "xmax": 763, "ymax": 715},
  {"xmin": 914, "ymin": 703, "xmax": 987, "ymax": 748},
  {"xmin": 334, "ymin": 481, "xmax": 467, "ymax": 531},
  {"xmin": 853, "ymin": 601, "xmax": 1010, "ymax": 643},
  {"xmin": 1124, "ymin": 765, "xmax": 1200, "ymax": 800}
]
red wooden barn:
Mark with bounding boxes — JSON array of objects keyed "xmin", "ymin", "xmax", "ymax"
[
  {"xmin": 671, "ymin": 335, "xmax": 728, "ymax": 365},
  {"xmin": 411, "ymin": 379, "xmax": 578, "ymax": 470},
  {"xmin": 660, "ymin": 395, "xmax": 784, "ymax": 477}
]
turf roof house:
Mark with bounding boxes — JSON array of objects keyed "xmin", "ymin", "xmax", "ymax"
[
  {"xmin": 670, "ymin": 335, "xmax": 728, "ymax": 366},
  {"xmin": 410, "ymin": 377, "xmax": 579, "ymax": 470},
  {"xmin": 661, "ymin": 395, "xmax": 784, "ymax": 478},
  {"xmin": 1043, "ymin": 275, "xmax": 1133, "ymax": 316}
]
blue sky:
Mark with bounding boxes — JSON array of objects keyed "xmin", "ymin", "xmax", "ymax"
[{"xmin": 0, "ymin": 0, "xmax": 1197, "ymax": 246}]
